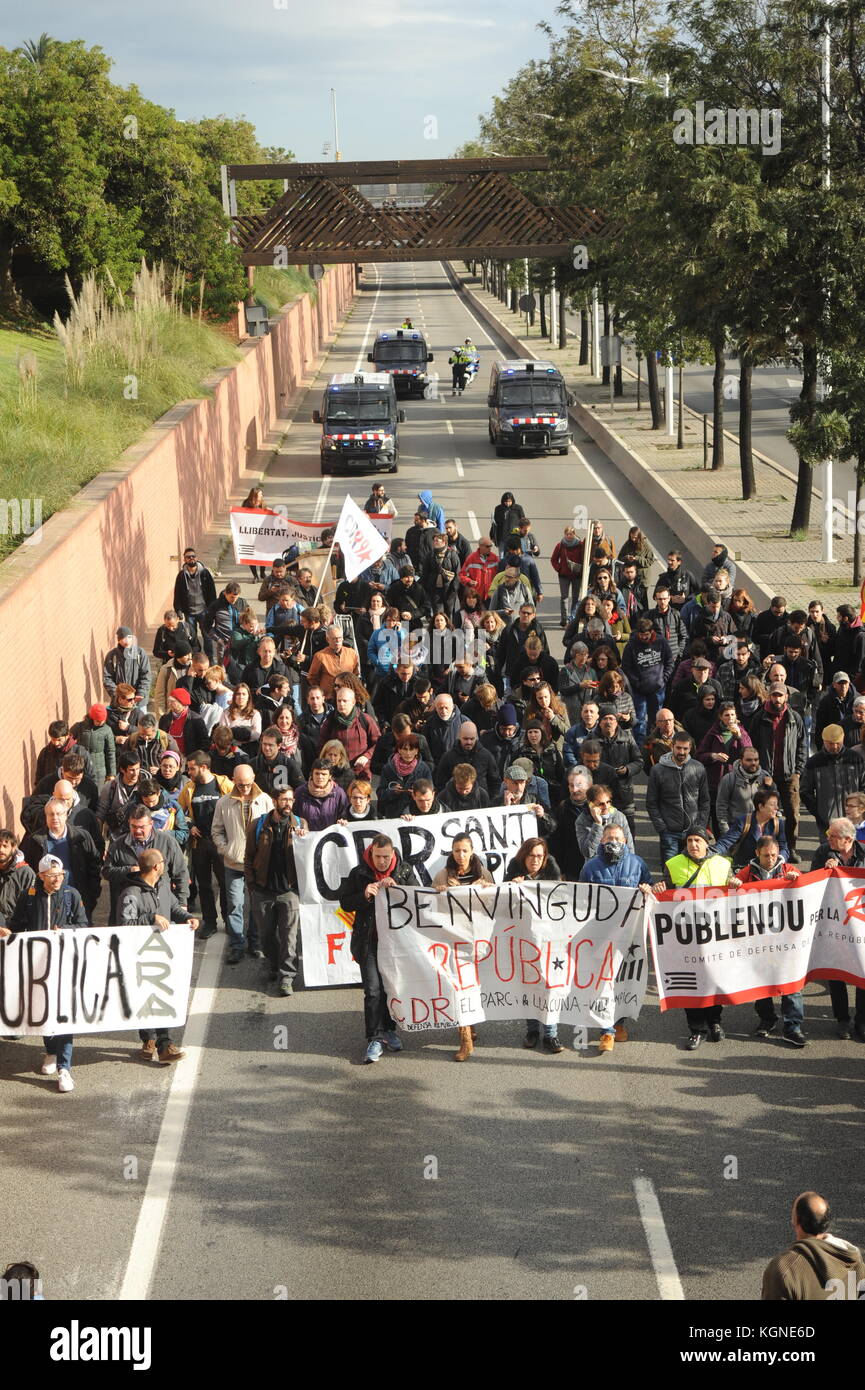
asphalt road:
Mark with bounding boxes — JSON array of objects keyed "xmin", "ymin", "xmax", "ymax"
[{"xmin": 2, "ymin": 261, "xmax": 862, "ymax": 1303}]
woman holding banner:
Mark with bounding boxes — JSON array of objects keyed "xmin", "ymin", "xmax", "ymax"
[
  {"xmin": 432, "ymin": 834, "xmax": 493, "ymax": 1062},
  {"xmin": 338, "ymin": 834, "xmax": 421, "ymax": 1065}
]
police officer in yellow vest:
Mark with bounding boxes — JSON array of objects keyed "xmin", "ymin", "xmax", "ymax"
[
  {"xmin": 448, "ymin": 345, "xmax": 471, "ymax": 395},
  {"xmin": 662, "ymin": 824, "xmax": 740, "ymax": 1051}
]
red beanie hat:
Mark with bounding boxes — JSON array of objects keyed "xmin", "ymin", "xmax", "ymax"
[
  {"xmin": 89, "ymin": 704, "xmax": 108, "ymax": 723},
  {"xmin": 170, "ymin": 688, "xmax": 191, "ymax": 708}
]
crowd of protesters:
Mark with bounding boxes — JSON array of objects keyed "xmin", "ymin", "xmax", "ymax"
[{"xmin": 2, "ymin": 486, "xmax": 864, "ymax": 1085}]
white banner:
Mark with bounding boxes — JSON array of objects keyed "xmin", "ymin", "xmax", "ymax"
[
  {"xmin": 334, "ymin": 495, "xmax": 389, "ymax": 581},
  {"xmin": 296, "ymin": 807, "xmax": 538, "ymax": 987},
  {"xmin": 375, "ymin": 883, "xmax": 649, "ymax": 1031},
  {"xmin": 229, "ymin": 508, "xmax": 391, "ymax": 567},
  {"xmin": 0, "ymin": 925, "xmax": 195, "ymax": 1037},
  {"xmin": 650, "ymin": 868, "xmax": 865, "ymax": 1011}
]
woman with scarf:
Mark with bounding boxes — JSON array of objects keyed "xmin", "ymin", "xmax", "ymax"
[
  {"xmin": 272, "ymin": 704, "xmax": 317, "ymax": 776},
  {"xmin": 551, "ymin": 524, "xmax": 585, "ymax": 626},
  {"xmin": 517, "ymin": 721, "xmax": 565, "ymax": 804},
  {"xmin": 155, "ymin": 748, "xmax": 185, "ymax": 797},
  {"xmin": 377, "ymin": 734, "xmax": 435, "ymax": 817},
  {"xmin": 558, "ymin": 642, "xmax": 597, "ymax": 723},
  {"xmin": 597, "ymin": 669, "xmax": 636, "ymax": 733},
  {"xmin": 338, "ymin": 834, "xmax": 421, "ymax": 1063},
  {"xmin": 736, "ymin": 673, "xmax": 768, "ymax": 729},
  {"xmin": 683, "ymin": 687, "xmax": 721, "ymax": 746},
  {"xmin": 432, "ymin": 834, "xmax": 493, "ymax": 1061},
  {"xmin": 599, "ymin": 596, "xmax": 631, "ymax": 656},
  {"xmin": 524, "ymin": 681, "xmax": 569, "ymax": 751}
]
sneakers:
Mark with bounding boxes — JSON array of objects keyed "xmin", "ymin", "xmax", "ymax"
[
  {"xmin": 157, "ymin": 1044, "xmax": 186, "ymax": 1065},
  {"xmin": 140, "ymin": 1039, "xmax": 157, "ymax": 1060},
  {"xmin": 57, "ymin": 1069, "xmax": 74, "ymax": 1093},
  {"xmin": 278, "ymin": 982, "xmax": 293, "ymax": 997},
  {"xmin": 837, "ymin": 1021, "xmax": 852, "ymax": 1040},
  {"xmin": 247, "ymin": 947, "xmax": 265, "ymax": 960},
  {"xmin": 383, "ymin": 1030, "xmax": 403, "ymax": 1052},
  {"xmin": 598, "ymin": 1033, "xmax": 615, "ymax": 1054},
  {"xmin": 754, "ymin": 1019, "xmax": 777, "ymax": 1037},
  {"xmin": 364, "ymin": 1040, "xmax": 384, "ymax": 1064},
  {"xmin": 708, "ymin": 1023, "xmax": 725, "ymax": 1042},
  {"xmin": 543, "ymin": 1034, "xmax": 564, "ymax": 1054},
  {"xmin": 614, "ymin": 1023, "xmax": 629, "ymax": 1043},
  {"xmin": 783, "ymin": 1027, "xmax": 807, "ymax": 1049},
  {"xmin": 198, "ymin": 926, "xmax": 218, "ymax": 941},
  {"xmin": 685, "ymin": 1032, "xmax": 704, "ymax": 1051},
  {"xmin": 226, "ymin": 947, "xmax": 244, "ymax": 965},
  {"xmin": 40, "ymin": 1054, "xmax": 57, "ymax": 1075},
  {"xmin": 523, "ymin": 1030, "xmax": 539, "ymax": 1049}
]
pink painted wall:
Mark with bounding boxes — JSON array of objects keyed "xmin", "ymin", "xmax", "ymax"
[{"xmin": 0, "ymin": 263, "xmax": 356, "ymax": 827}]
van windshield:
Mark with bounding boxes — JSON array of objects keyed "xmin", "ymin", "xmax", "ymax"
[
  {"xmin": 500, "ymin": 382, "xmax": 563, "ymax": 408},
  {"xmin": 375, "ymin": 341, "xmax": 426, "ymax": 362},
  {"xmin": 326, "ymin": 392, "xmax": 391, "ymax": 423}
]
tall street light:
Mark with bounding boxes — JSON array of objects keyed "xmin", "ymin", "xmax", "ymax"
[{"xmin": 588, "ymin": 67, "xmax": 674, "ymax": 429}]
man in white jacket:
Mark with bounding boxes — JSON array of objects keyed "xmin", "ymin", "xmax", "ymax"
[{"xmin": 211, "ymin": 765, "xmax": 273, "ymax": 964}]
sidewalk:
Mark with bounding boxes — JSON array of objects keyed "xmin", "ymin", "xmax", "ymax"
[{"xmin": 453, "ymin": 268, "xmax": 860, "ymax": 615}]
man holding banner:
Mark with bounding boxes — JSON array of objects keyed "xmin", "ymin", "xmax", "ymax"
[
  {"xmin": 660, "ymin": 826, "xmax": 738, "ymax": 1051},
  {"xmin": 580, "ymin": 825, "xmax": 654, "ymax": 1054},
  {"xmin": 117, "ymin": 848, "xmax": 199, "ymax": 1065},
  {"xmin": 338, "ymin": 835, "xmax": 420, "ymax": 1065}
]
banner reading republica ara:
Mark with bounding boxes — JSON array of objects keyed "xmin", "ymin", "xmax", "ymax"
[
  {"xmin": 229, "ymin": 508, "xmax": 391, "ymax": 567},
  {"xmin": 649, "ymin": 868, "xmax": 865, "ymax": 1010},
  {"xmin": 0, "ymin": 925, "xmax": 195, "ymax": 1037},
  {"xmin": 295, "ymin": 806, "xmax": 538, "ymax": 987},
  {"xmin": 375, "ymin": 882, "xmax": 649, "ymax": 1031}
]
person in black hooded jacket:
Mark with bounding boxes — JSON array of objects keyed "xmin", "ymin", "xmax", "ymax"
[
  {"xmin": 338, "ymin": 835, "xmax": 420, "ymax": 1064},
  {"xmin": 490, "ymin": 492, "xmax": 526, "ymax": 555}
]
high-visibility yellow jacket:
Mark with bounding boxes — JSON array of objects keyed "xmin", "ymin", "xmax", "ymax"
[{"xmin": 664, "ymin": 852, "xmax": 732, "ymax": 889}]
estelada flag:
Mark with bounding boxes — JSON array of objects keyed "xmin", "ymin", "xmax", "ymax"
[{"xmin": 333, "ymin": 495, "xmax": 388, "ymax": 582}]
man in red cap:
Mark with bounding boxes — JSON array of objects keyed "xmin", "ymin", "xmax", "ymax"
[
  {"xmin": 71, "ymin": 704, "xmax": 116, "ymax": 784},
  {"xmin": 157, "ymin": 690, "xmax": 207, "ymax": 758}
]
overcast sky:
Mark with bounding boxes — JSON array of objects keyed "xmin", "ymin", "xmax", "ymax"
[{"xmin": 0, "ymin": 0, "xmax": 557, "ymax": 160}]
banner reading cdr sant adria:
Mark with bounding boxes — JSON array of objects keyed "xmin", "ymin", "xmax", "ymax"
[
  {"xmin": 295, "ymin": 806, "xmax": 538, "ymax": 987},
  {"xmin": 0, "ymin": 925, "xmax": 195, "ymax": 1037},
  {"xmin": 649, "ymin": 867, "xmax": 865, "ymax": 1010},
  {"xmin": 374, "ymin": 881, "xmax": 649, "ymax": 1032}
]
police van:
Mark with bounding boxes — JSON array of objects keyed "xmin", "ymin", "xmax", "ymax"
[
  {"xmin": 487, "ymin": 359, "xmax": 574, "ymax": 456},
  {"xmin": 368, "ymin": 328, "xmax": 434, "ymax": 397},
  {"xmin": 313, "ymin": 373, "xmax": 404, "ymax": 476}
]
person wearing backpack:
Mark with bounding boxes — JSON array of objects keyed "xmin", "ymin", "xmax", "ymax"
[{"xmin": 244, "ymin": 785, "xmax": 308, "ymax": 997}]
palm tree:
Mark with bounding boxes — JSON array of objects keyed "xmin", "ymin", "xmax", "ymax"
[{"xmin": 20, "ymin": 33, "xmax": 52, "ymax": 66}]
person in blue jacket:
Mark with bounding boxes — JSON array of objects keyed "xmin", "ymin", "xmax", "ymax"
[
  {"xmin": 579, "ymin": 824, "xmax": 653, "ymax": 1055},
  {"xmin": 418, "ymin": 490, "xmax": 445, "ymax": 534}
]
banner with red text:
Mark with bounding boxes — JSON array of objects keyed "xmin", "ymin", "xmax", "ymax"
[
  {"xmin": 649, "ymin": 868, "xmax": 865, "ymax": 1010},
  {"xmin": 296, "ymin": 806, "xmax": 537, "ymax": 987},
  {"xmin": 374, "ymin": 882, "xmax": 649, "ymax": 1031}
]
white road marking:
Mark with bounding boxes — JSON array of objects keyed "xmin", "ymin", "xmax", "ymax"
[
  {"xmin": 569, "ymin": 442, "xmax": 664, "ymax": 560},
  {"xmin": 633, "ymin": 1176, "xmax": 685, "ymax": 1301},
  {"xmin": 445, "ymin": 421, "xmax": 454, "ymax": 435},
  {"xmin": 353, "ymin": 264, "xmax": 382, "ymax": 372},
  {"xmin": 466, "ymin": 509, "xmax": 480, "ymax": 539},
  {"xmin": 454, "ymin": 456, "xmax": 464, "ymax": 478},
  {"xmin": 313, "ymin": 475, "xmax": 331, "ymax": 523},
  {"xmin": 118, "ymin": 940, "xmax": 223, "ymax": 1301}
]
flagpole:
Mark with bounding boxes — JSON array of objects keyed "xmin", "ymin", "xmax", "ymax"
[{"xmin": 298, "ymin": 533, "xmax": 339, "ymax": 660}]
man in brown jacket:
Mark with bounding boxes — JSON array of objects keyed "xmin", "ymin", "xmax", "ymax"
[
  {"xmin": 244, "ymin": 786, "xmax": 308, "ymax": 996},
  {"xmin": 761, "ymin": 1192, "xmax": 865, "ymax": 1300}
]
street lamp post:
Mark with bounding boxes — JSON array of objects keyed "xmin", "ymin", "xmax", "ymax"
[{"xmin": 820, "ymin": 16, "xmax": 833, "ymax": 563}]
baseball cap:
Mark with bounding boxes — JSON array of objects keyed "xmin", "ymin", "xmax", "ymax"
[
  {"xmin": 833, "ymin": 671, "xmax": 851, "ymax": 684},
  {"xmin": 38, "ymin": 854, "xmax": 64, "ymax": 874},
  {"xmin": 116, "ymin": 626, "xmax": 133, "ymax": 639},
  {"xmin": 768, "ymin": 682, "xmax": 788, "ymax": 695}
]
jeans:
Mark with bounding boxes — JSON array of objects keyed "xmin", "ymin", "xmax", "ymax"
[
  {"xmin": 223, "ymin": 866, "xmax": 258, "ymax": 950},
  {"xmin": 755, "ymin": 992, "xmax": 804, "ymax": 1027},
  {"xmin": 557, "ymin": 574, "xmax": 580, "ymax": 614},
  {"xmin": 139, "ymin": 1027, "xmax": 172, "ymax": 1048},
  {"xmin": 190, "ymin": 836, "xmax": 226, "ymax": 930},
  {"xmin": 355, "ymin": 930, "xmax": 395, "ymax": 1041},
  {"xmin": 525, "ymin": 1019, "xmax": 558, "ymax": 1039},
  {"xmin": 44, "ymin": 1035, "xmax": 73, "ymax": 1070},
  {"xmin": 828, "ymin": 981, "xmax": 865, "ymax": 1024},
  {"xmin": 632, "ymin": 689, "xmax": 664, "ymax": 744},
  {"xmin": 186, "ymin": 613, "xmax": 208, "ymax": 651},
  {"xmin": 251, "ymin": 888, "xmax": 300, "ymax": 983},
  {"xmin": 658, "ymin": 831, "xmax": 681, "ymax": 867},
  {"xmin": 777, "ymin": 774, "xmax": 800, "ymax": 851}
]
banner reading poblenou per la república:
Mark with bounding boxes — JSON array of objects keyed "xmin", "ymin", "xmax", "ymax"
[
  {"xmin": 374, "ymin": 882, "xmax": 649, "ymax": 1032},
  {"xmin": 0, "ymin": 925, "xmax": 195, "ymax": 1037},
  {"xmin": 649, "ymin": 868, "xmax": 865, "ymax": 1010}
]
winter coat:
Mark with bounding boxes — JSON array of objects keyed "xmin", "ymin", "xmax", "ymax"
[
  {"xmin": 418, "ymin": 490, "xmax": 445, "ymax": 533},
  {"xmin": 490, "ymin": 496, "xmax": 525, "ymax": 547},
  {"xmin": 801, "ymin": 748, "xmax": 865, "ymax": 832},
  {"xmin": 646, "ymin": 753, "xmax": 710, "ymax": 835},
  {"xmin": 715, "ymin": 760, "xmax": 777, "ymax": 834},
  {"xmin": 504, "ymin": 856, "xmax": 563, "ymax": 882},
  {"xmin": 438, "ymin": 781, "xmax": 491, "ymax": 812},
  {"xmin": 646, "ymin": 607, "xmax": 687, "ymax": 663},
  {"xmin": 562, "ymin": 718, "xmax": 603, "ymax": 768},
  {"xmin": 480, "ymin": 726, "xmax": 522, "ymax": 779},
  {"xmin": 700, "ymin": 546, "xmax": 737, "ymax": 588},
  {"xmin": 102, "ymin": 828, "xmax": 190, "ymax": 915},
  {"xmin": 244, "ymin": 810, "xmax": 307, "ymax": 892},
  {"xmin": 716, "ymin": 653, "xmax": 762, "ymax": 700},
  {"xmin": 733, "ymin": 818, "xmax": 789, "ymax": 868},
  {"xmin": 173, "ymin": 562, "xmax": 217, "ymax": 618},
  {"xmin": 575, "ymin": 809, "xmax": 634, "ymax": 860},
  {"xmin": 421, "ymin": 547, "xmax": 462, "ymax": 618},
  {"xmin": 761, "ymin": 1235, "xmax": 865, "ymax": 1302},
  {"xmin": 33, "ymin": 736, "xmax": 95, "ymax": 789},
  {"xmin": 250, "ymin": 751, "xmax": 305, "ymax": 797},
  {"xmin": 318, "ymin": 709, "xmax": 380, "ymax": 770},
  {"xmin": 432, "ymin": 742, "xmax": 499, "ymax": 798},
  {"xmin": 70, "ymin": 719, "xmax": 116, "ymax": 782},
  {"xmin": 338, "ymin": 853, "xmax": 420, "ymax": 959},
  {"xmin": 669, "ymin": 675, "xmax": 724, "ymax": 722},
  {"xmin": 103, "ymin": 643, "xmax": 152, "ymax": 701},
  {"xmin": 127, "ymin": 729, "xmax": 180, "ymax": 770},
  {"xmin": 432, "ymin": 856, "xmax": 494, "ymax": 890},
  {"xmin": 580, "ymin": 848, "xmax": 652, "ymax": 887},
  {"xmin": 157, "ymin": 710, "xmax": 208, "ymax": 758},
  {"xmin": 210, "ymin": 785, "xmax": 274, "ymax": 871},
  {"xmin": 385, "ymin": 578, "xmax": 431, "ymax": 623},
  {"xmin": 550, "ymin": 537, "xmax": 584, "ymax": 578},
  {"xmin": 96, "ymin": 777, "xmax": 141, "ymax": 836},
  {"xmin": 616, "ymin": 538, "xmax": 655, "ymax": 584},
  {"xmin": 750, "ymin": 705, "xmax": 807, "ymax": 781},
  {"xmin": 459, "ymin": 549, "xmax": 500, "ymax": 600},
  {"xmin": 547, "ymin": 798, "xmax": 588, "ymax": 881},
  {"xmin": 424, "ymin": 710, "xmax": 468, "ymax": 763},
  {"xmin": 22, "ymin": 827, "xmax": 103, "ymax": 914},
  {"xmin": 810, "ymin": 838, "xmax": 865, "ymax": 871},
  {"xmin": 656, "ymin": 565, "xmax": 699, "ymax": 603},
  {"xmin": 9, "ymin": 882, "xmax": 88, "ymax": 933},
  {"xmin": 122, "ymin": 790, "xmax": 189, "ymax": 846},
  {"xmin": 696, "ymin": 725, "xmax": 753, "ymax": 792},
  {"xmin": 833, "ymin": 620, "xmax": 865, "ymax": 680},
  {"xmin": 621, "ymin": 632, "xmax": 674, "ymax": 696},
  {"xmin": 596, "ymin": 731, "xmax": 642, "ymax": 812},
  {"xmin": 292, "ymin": 782, "xmax": 349, "ymax": 832},
  {"xmin": 377, "ymin": 758, "xmax": 436, "ymax": 817},
  {"xmin": 116, "ymin": 870, "xmax": 191, "ymax": 927},
  {"xmin": 814, "ymin": 688, "xmax": 855, "ymax": 744},
  {"xmin": 0, "ymin": 859, "xmax": 36, "ymax": 924}
]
